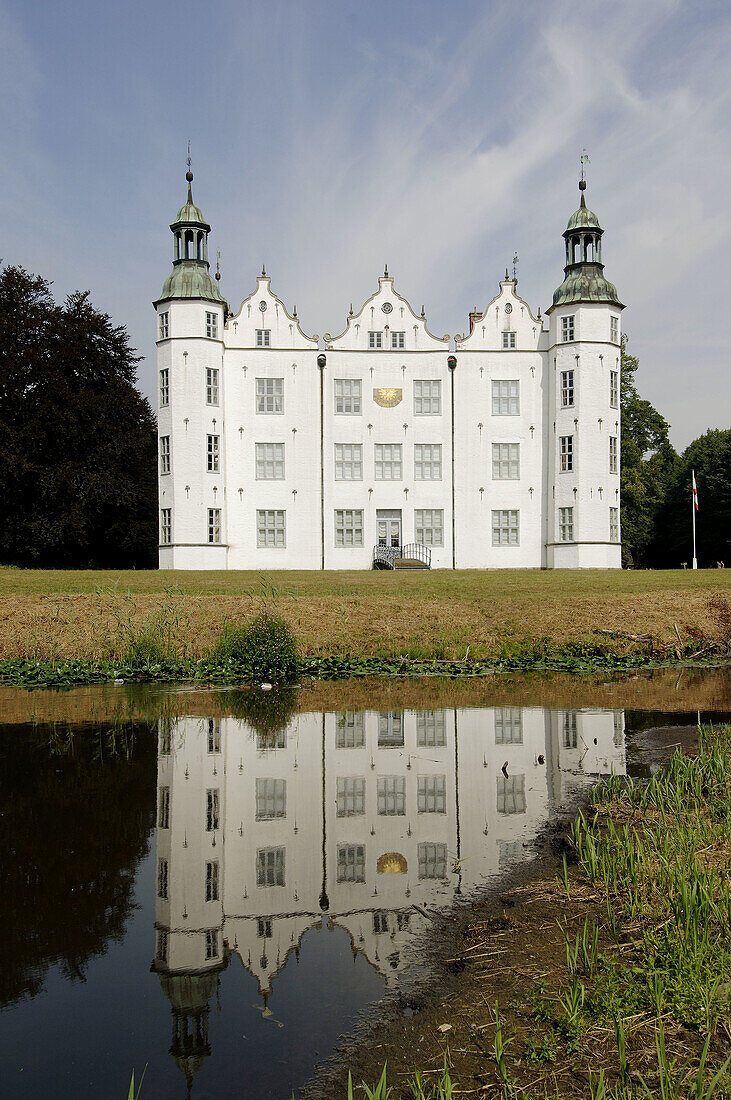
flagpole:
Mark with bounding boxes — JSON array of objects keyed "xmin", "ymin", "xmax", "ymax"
[{"xmin": 692, "ymin": 469, "xmax": 698, "ymax": 570}]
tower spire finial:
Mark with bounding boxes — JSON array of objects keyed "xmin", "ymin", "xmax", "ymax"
[
  {"xmin": 579, "ymin": 148, "xmax": 590, "ymax": 201},
  {"xmin": 186, "ymin": 139, "xmax": 193, "ymax": 201}
]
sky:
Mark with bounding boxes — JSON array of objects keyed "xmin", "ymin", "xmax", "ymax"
[{"xmin": 1, "ymin": 0, "xmax": 729, "ymax": 451}]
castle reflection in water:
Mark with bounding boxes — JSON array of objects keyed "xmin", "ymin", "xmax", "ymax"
[{"xmin": 151, "ymin": 705, "xmax": 625, "ymax": 1087}]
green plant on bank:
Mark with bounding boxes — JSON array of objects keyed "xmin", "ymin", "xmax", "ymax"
[
  {"xmin": 127, "ymin": 1066, "xmax": 146, "ymax": 1099},
  {"xmin": 97, "ymin": 583, "xmax": 194, "ymax": 665},
  {"xmin": 347, "ymin": 1061, "xmax": 455, "ymax": 1099},
  {"xmin": 212, "ymin": 610, "xmax": 299, "ymax": 682}
]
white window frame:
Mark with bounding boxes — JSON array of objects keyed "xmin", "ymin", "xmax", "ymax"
[
  {"xmin": 492, "ymin": 380, "xmax": 519, "ymax": 416},
  {"xmin": 207, "ymin": 718, "xmax": 221, "ymax": 754},
  {"xmin": 414, "ymin": 380, "xmax": 441, "ymax": 415},
  {"xmin": 205, "ymin": 930, "xmax": 219, "ymax": 959},
  {"xmin": 255, "ymin": 442, "xmax": 285, "ymax": 480},
  {"xmin": 610, "ymin": 316, "xmax": 619, "ymax": 343},
  {"xmin": 368, "ymin": 330, "xmax": 383, "ymax": 349},
  {"xmin": 256, "ymin": 777, "xmax": 287, "ymax": 820},
  {"xmin": 256, "ymin": 328, "xmax": 271, "ymax": 347},
  {"xmin": 159, "ymin": 311, "xmax": 169, "ymax": 340},
  {"xmin": 206, "ymin": 367, "xmax": 219, "ymax": 406},
  {"xmin": 491, "ymin": 509, "xmax": 519, "ymax": 547},
  {"xmin": 334, "ymin": 378, "xmax": 362, "ymax": 415},
  {"xmin": 416, "ymin": 710, "xmax": 446, "ymax": 747},
  {"xmin": 559, "ymin": 506, "xmax": 574, "ymax": 542},
  {"xmin": 417, "ymin": 775, "xmax": 446, "ymax": 814},
  {"xmin": 160, "ymin": 508, "xmax": 172, "ymax": 545},
  {"xmin": 377, "ymin": 775, "xmax": 406, "ymax": 816},
  {"xmin": 257, "ymin": 509, "xmax": 286, "ymax": 548},
  {"xmin": 417, "ymin": 842, "xmax": 447, "ymax": 880},
  {"xmin": 206, "ymin": 788, "xmax": 220, "ymax": 831},
  {"xmin": 257, "ymin": 846, "xmax": 285, "ymax": 887},
  {"xmin": 159, "ymin": 435, "xmax": 170, "ymax": 475},
  {"xmin": 336, "ymin": 776, "xmax": 366, "ymax": 817},
  {"xmin": 609, "ymin": 435, "xmax": 618, "ymax": 474},
  {"xmin": 497, "ymin": 774, "xmax": 526, "ymax": 815},
  {"xmin": 391, "ymin": 330, "xmax": 405, "ymax": 349},
  {"xmin": 207, "ymin": 508, "xmax": 221, "ymax": 544},
  {"xmin": 374, "ymin": 443, "xmax": 402, "ymax": 480},
  {"xmin": 207, "ymin": 434, "xmax": 219, "ymax": 473},
  {"xmin": 415, "ymin": 508, "xmax": 444, "ymax": 547},
  {"xmin": 157, "ymin": 858, "xmax": 168, "ymax": 899},
  {"xmin": 501, "ymin": 331, "xmax": 516, "ymax": 349},
  {"xmin": 561, "ymin": 369, "xmax": 574, "ymax": 408},
  {"xmin": 205, "ymin": 859, "xmax": 219, "ymax": 901},
  {"xmin": 610, "ymin": 507, "xmax": 619, "ymax": 543},
  {"xmin": 158, "ymin": 786, "xmax": 170, "ymax": 829},
  {"xmin": 495, "ymin": 708, "xmax": 523, "ymax": 745},
  {"xmin": 414, "ymin": 443, "xmax": 442, "ymax": 480},
  {"xmin": 492, "ymin": 442, "xmax": 520, "ymax": 480},
  {"xmin": 337, "ymin": 844, "xmax": 365, "ymax": 882},
  {"xmin": 159, "ymin": 367, "xmax": 169, "ymax": 407},
  {"xmin": 335, "ymin": 509, "xmax": 364, "ymax": 547},
  {"xmin": 610, "ymin": 370, "xmax": 619, "ymax": 409},
  {"xmin": 334, "ymin": 443, "xmax": 362, "ymax": 481},
  {"xmin": 378, "ymin": 711, "xmax": 404, "ymax": 747},
  {"xmin": 256, "ymin": 377, "xmax": 284, "ymax": 414},
  {"xmin": 561, "ymin": 315, "xmax": 575, "ymax": 342},
  {"xmin": 336, "ymin": 712, "xmax": 365, "ymax": 748},
  {"xmin": 205, "ymin": 311, "xmax": 218, "ymax": 339},
  {"xmin": 560, "ymin": 435, "xmax": 574, "ymax": 473}
]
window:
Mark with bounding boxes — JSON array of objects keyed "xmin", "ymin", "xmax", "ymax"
[
  {"xmin": 610, "ymin": 316, "xmax": 619, "ymax": 343},
  {"xmin": 257, "ymin": 918, "xmax": 273, "ymax": 938},
  {"xmin": 156, "ymin": 929, "xmax": 168, "ymax": 964},
  {"xmin": 157, "ymin": 858, "xmax": 168, "ymax": 899},
  {"xmin": 495, "ymin": 708, "xmax": 523, "ymax": 745},
  {"xmin": 492, "ymin": 443, "xmax": 520, "ymax": 480},
  {"xmin": 418, "ymin": 842, "xmax": 447, "ymax": 880},
  {"xmin": 337, "ymin": 776, "xmax": 366, "ymax": 817},
  {"xmin": 377, "ymin": 776, "xmax": 406, "ymax": 816},
  {"xmin": 256, "ymin": 328, "xmax": 271, "ymax": 347},
  {"xmin": 158, "ymin": 787, "xmax": 170, "ymax": 829},
  {"xmin": 502, "ymin": 331, "xmax": 516, "ymax": 349},
  {"xmin": 492, "ymin": 509, "xmax": 519, "ymax": 547},
  {"xmin": 256, "ymin": 442, "xmax": 285, "ymax": 480},
  {"xmin": 610, "ymin": 507, "xmax": 619, "ymax": 543},
  {"xmin": 415, "ymin": 509, "xmax": 444, "ymax": 547},
  {"xmin": 414, "ymin": 443, "xmax": 442, "ymax": 480},
  {"xmin": 414, "ymin": 380, "xmax": 441, "ymax": 415},
  {"xmin": 160, "ymin": 508, "xmax": 172, "ymax": 545},
  {"xmin": 257, "ymin": 730, "xmax": 286, "ymax": 750},
  {"xmin": 337, "ymin": 844, "xmax": 365, "ymax": 882},
  {"xmin": 205, "ymin": 930, "xmax": 219, "ymax": 959},
  {"xmin": 368, "ymin": 331, "xmax": 383, "ymax": 349},
  {"xmin": 206, "ymin": 789, "xmax": 219, "ymax": 831},
  {"xmin": 609, "ymin": 435, "xmax": 618, "ymax": 474},
  {"xmin": 159, "ymin": 435, "xmax": 170, "ymax": 475},
  {"xmin": 256, "ymin": 778, "xmax": 287, "ymax": 820},
  {"xmin": 563, "ymin": 712, "xmax": 578, "ymax": 749},
  {"xmin": 560, "ymin": 435, "xmax": 573, "ymax": 472},
  {"xmin": 336, "ymin": 712, "xmax": 365, "ymax": 748},
  {"xmin": 492, "ymin": 380, "xmax": 519, "ymax": 415},
  {"xmin": 257, "ymin": 509, "xmax": 286, "ymax": 548},
  {"xmin": 159, "ymin": 311, "xmax": 169, "ymax": 340},
  {"xmin": 334, "ymin": 443, "xmax": 362, "ymax": 481},
  {"xmin": 334, "ymin": 378, "xmax": 362, "ymax": 414},
  {"xmin": 207, "ymin": 718, "xmax": 220, "ymax": 754},
  {"xmin": 373, "ymin": 911, "xmax": 389, "ymax": 934},
  {"xmin": 207, "ymin": 508, "xmax": 221, "ymax": 544},
  {"xmin": 375, "ymin": 443, "xmax": 402, "ymax": 480},
  {"xmin": 256, "ymin": 377, "xmax": 284, "ymax": 413},
  {"xmin": 561, "ymin": 315, "xmax": 575, "ymax": 342},
  {"xmin": 561, "ymin": 370, "xmax": 574, "ymax": 407},
  {"xmin": 397, "ymin": 912, "xmax": 411, "ymax": 931},
  {"xmin": 206, "ymin": 312, "xmax": 218, "ymax": 339},
  {"xmin": 610, "ymin": 370, "xmax": 619, "ymax": 408},
  {"xmin": 205, "ymin": 860, "xmax": 219, "ymax": 901},
  {"xmin": 391, "ymin": 331, "xmax": 405, "ymax": 349},
  {"xmin": 417, "ymin": 710, "xmax": 446, "ymax": 747},
  {"xmin": 159, "ymin": 368, "xmax": 169, "ymax": 407},
  {"xmin": 335, "ymin": 509, "xmax": 364, "ymax": 547},
  {"xmin": 159, "ymin": 723, "xmax": 171, "ymax": 755},
  {"xmin": 559, "ymin": 506, "xmax": 574, "ymax": 542},
  {"xmin": 497, "ymin": 774, "xmax": 526, "ymax": 814},
  {"xmin": 378, "ymin": 712, "xmax": 404, "ymax": 747},
  {"xmin": 418, "ymin": 775, "xmax": 446, "ymax": 814},
  {"xmin": 206, "ymin": 367, "xmax": 219, "ymax": 405},
  {"xmin": 257, "ymin": 847, "xmax": 285, "ymax": 887},
  {"xmin": 207, "ymin": 434, "xmax": 219, "ymax": 473}
]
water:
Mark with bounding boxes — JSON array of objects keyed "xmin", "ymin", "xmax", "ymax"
[{"xmin": 0, "ymin": 671, "xmax": 729, "ymax": 1099}]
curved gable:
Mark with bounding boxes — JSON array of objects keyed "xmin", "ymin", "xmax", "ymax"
[
  {"xmin": 325, "ymin": 274, "xmax": 448, "ymax": 352},
  {"xmin": 226, "ymin": 275, "xmax": 317, "ymax": 350},
  {"xmin": 456, "ymin": 278, "xmax": 543, "ymax": 351}
]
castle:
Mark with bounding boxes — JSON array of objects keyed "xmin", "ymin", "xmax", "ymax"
[{"xmin": 155, "ymin": 172, "xmax": 623, "ymax": 569}]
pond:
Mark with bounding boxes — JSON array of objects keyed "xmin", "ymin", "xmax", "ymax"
[{"xmin": 0, "ymin": 669, "xmax": 729, "ymax": 1099}]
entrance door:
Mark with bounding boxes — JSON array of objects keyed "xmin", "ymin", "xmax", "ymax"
[{"xmin": 376, "ymin": 509, "xmax": 402, "ymax": 549}]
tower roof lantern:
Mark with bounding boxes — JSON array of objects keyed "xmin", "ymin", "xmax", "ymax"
[
  {"xmin": 565, "ymin": 187, "xmax": 602, "ymax": 233},
  {"xmin": 154, "ymin": 167, "xmax": 228, "ymax": 309},
  {"xmin": 172, "ymin": 171, "xmax": 210, "ymax": 229},
  {"xmin": 547, "ymin": 179, "xmax": 623, "ymax": 313}
]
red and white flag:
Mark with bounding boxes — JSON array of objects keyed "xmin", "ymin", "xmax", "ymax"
[{"xmin": 692, "ymin": 470, "xmax": 699, "ymax": 511}]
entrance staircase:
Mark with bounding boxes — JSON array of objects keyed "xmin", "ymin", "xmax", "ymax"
[{"xmin": 372, "ymin": 543, "xmax": 432, "ymax": 570}]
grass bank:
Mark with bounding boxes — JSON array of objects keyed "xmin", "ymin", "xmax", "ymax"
[
  {"xmin": 339, "ymin": 726, "xmax": 731, "ymax": 1098},
  {"xmin": 0, "ymin": 569, "xmax": 729, "ymax": 683}
]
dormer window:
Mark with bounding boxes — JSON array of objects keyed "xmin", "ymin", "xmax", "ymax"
[
  {"xmin": 368, "ymin": 331, "xmax": 383, "ymax": 349},
  {"xmin": 256, "ymin": 329, "xmax": 271, "ymax": 347},
  {"xmin": 391, "ymin": 331, "xmax": 405, "ymax": 349},
  {"xmin": 502, "ymin": 331, "xmax": 516, "ymax": 349},
  {"xmin": 205, "ymin": 312, "xmax": 218, "ymax": 339},
  {"xmin": 561, "ymin": 315, "xmax": 575, "ymax": 342}
]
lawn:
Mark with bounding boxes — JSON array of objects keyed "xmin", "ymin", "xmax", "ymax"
[{"xmin": 0, "ymin": 567, "xmax": 729, "ymax": 661}]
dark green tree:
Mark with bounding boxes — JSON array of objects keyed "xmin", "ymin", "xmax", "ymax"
[
  {"xmin": 619, "ymin": 336, "xmax": 677, "ymax": 566},
  {"xmin": 0, "ymin": 265, "xmax": 157, "ymax": 567},
  {"xmin": 650, "ymin": 429, "xmax": 731, "ymax": 568}
]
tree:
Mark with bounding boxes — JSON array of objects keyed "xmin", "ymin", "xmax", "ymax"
[
  {"xmin": 619, "ymin": 336, "xmax": 677, "ymax": 566},
  {"xmin": 650, "ymin": 429, "xmax": 731, "ymax": 568},
  {"xmin": 0, "ymin": 265, "xmax": 157, "ymax": 567}
]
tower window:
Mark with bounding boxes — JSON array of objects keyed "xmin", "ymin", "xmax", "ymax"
[
  {"xmin": 208, "ymin": 508, "xmax": 221, "ymax": 544},
  {"xmin": 368, "ymin": 331, "xmax": 383, "ymax": 349},
  {"xmin": 156, "ymin": 929, "xmax": 168, "ymax": 964},
  {"xmin": 159, "ymin": 312, "xmax": 169, "ymax": 340},
  {"xmin": 256, "ymin": 329, "xmax": 271, "ymax": 347},
  {"xmin": 158, "ymin": 786, "xmax": 170, "ymax": 829},
  {"xmin": 502, "ymin": 331, "xmax": 516, "ymax": 349},
  {"xmin": 610, "ymin": 316, "xmax": 619, "ymax": 343},
  {"xmin": 206, "ymin": 788, "xmax": 219, "ymax": 831},
  {"xmin": 157, "ymin": 858, "xmax": 168, "ymax": 899},
  {"xmin": 561, "ymin": 315, "xmax": 575, "ymax": 342},
  {"xmin": 207, "ymin": 434, "xmax": 219, "ymax": 473},
  {"xmin": 610, "ymin": 507, "xmax": 619, "ymax": 543},
  {"xmin": 159, "ymin": 368, "xmax": 169, "ymax": 407},
  {"xmin": 610, "ymin": 370, "xmax": 619, "ymax": 408},
  {"xmin": 206, "ymin": 367, "xmax": 219, "ymax": 405},
  {"xmin": 560, "ymin": 435, "xmax": 574, "ymax": 472},
  {"xmin": 160, "ymin": 508, "xmax": 172, "ymax": 545},
  {"xmin": 205, "ymin": 312, "xmax": 218, "ymax": 339},
  {"xmin": 391, "ymin": 331, "xmax": 405, "ymax": 349},
  {"xmin": 609, "ymin": 435, "xmax": 618, "ymax": 474},
  {"xmin": 492, "ymin": 443, "xmax": 520, "ymax": 480},
  {"xmin": 492, "ymin": 380, "xmax": 519, "ymax": 416},
  {"xmin": 561, "ymin": 370, "xmax": 574, "ymax": 407},
  {"xmin": 334, "ymin": 378, "xmax": 362, "ymax": 414},
  {"xmin": 159, "ymin": 435, "xmax": 170, "ymax": 475},
  {"xmin": 492, "ymin": 510, "xmax": 519, "ymax": 546},
  {"xmin": 559, "ymin": 506, "xmax": 574, "ymax": 542},
  {"xmin": 205, "ymin": 860, "xmax": 219, "ymax": 901},
  {"xmin": 205, "ymin": 930, "xmax": 219, "ymax": 959}
]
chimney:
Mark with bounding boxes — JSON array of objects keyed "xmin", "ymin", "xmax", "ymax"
[{"xmin": 468, "ymin": 309, "xmax": 483, "ymax": 334}]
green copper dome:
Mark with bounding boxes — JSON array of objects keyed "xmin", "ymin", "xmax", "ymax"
[
  {"xmin": 154, "ymin": 171, "xmax": 229, "ymax": 308},
  {"xmin": 552, "ymin": 267, "xmax": 622, "ymax": 309},
  {"xmin": 566, "ymin": 195, "xmax": 601, "ymax": 231},
  {"xmin": 174, "ymin": 198, "xmax": 208, "ymax": 227},
  {"xmin": 157, "ymin": 261, "xmax": 227, "ymax": 305},
  {"xmin": 547, "ymin": 182, "xmax": 623, "ymax": 312}
]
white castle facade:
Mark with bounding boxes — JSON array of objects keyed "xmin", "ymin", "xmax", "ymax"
[{"xmin": 155, "ymin": 172, "xmax": 624, "ymax": 570}]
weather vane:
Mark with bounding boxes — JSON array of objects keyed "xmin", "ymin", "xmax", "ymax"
[
  {"xmin": 215, "ymin": 250, "xmax": 221, "ymax": 282},
  {"xmin": 512, "ymin": 252, "xmax": 519, "ymax": 281},
  {"xmin": 580, "ymin": 148, "xmax": 590, "ymax": 182},
  {"xmin": 187, "ymin": 139, "xmax": 192, "ymax": 173}
]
